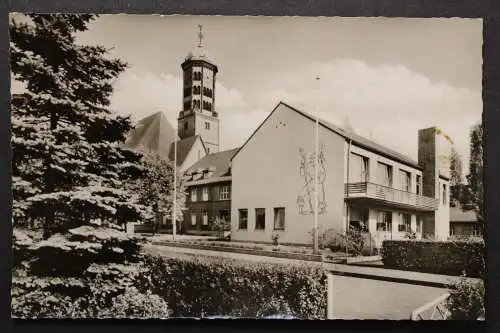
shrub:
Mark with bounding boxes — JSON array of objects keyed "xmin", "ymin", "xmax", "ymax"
[
  {"xmin": 404, "ymin": 231, "xmax": 417, "ymax": 240},
  {"xmin": 446, "ymin": 276, "xmax": 485, "ymax": 320},
  {"xmin": 271, "ymin": 233, "xmax": 280, "ymax": 246},
  {"xmin": 12, "ymin": 226, "xmax": 170, "ymax": 319},
  {"xmin": 211, "ymin": 217, "xmax": 231, "ymax": 240},
  {"xmin": 138, "ymin": 254, "xmax": 328, "ymax": 319},
  {"xmin": 256, "ymin": 295, "xmax": 293, "ymax": 318},
  {"xmin": 381, "ymin": 239, "xmax": 484, "ymax": 277},
  {"xmin": 316, "ymin": 227, "xmax": 377, "ymax": 256}
]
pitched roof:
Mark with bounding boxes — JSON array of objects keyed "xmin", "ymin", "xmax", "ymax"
[
  {"xmin": 123, "ymin": 111, "xmax": 177, "ymax": 159},
  {"xmin": 122, "ymin": 112, "xmax": 207, "ymax": 166},
  {"xmin": 450, "ymin": 207, "xmax": 478, "ymax": 223},
  {"xmin": 231, "ymin": 102, "xmax": 422, "ymax": 170},
  {"xmin": 185, "ymin": 148, "xmax": 239, "ymax": 184},
  {"xmin": 168, "ymin": 135, "xmax": 204, "ymax": 167}
]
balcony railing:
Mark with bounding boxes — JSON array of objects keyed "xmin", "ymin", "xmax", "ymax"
[{"xmin": 344, "ymin": 182, "xmax": 438, "ymax": 211}]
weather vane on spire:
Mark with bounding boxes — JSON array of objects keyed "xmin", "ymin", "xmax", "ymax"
[{"xmin": 197, "ymin": 24, "xmax": 204, "ymax": 47}]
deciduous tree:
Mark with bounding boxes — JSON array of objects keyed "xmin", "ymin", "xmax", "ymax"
[{"xmin": 130, "ymin": 150, "xmax": 187, "ymax": 235}]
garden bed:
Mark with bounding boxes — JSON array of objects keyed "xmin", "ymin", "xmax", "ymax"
[{"xmin": 150, "ymin": 238, "xmax": 356, "ymax": 263}]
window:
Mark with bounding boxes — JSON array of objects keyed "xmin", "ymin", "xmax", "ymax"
[
  {"xmin": 220, "ymin": 186, "xmax": 231, "ymax": 200},
  {"xmin": 416, "ymin": 216, "xmax": 422, "ymax": 233},
  {"xmin": 255, "ymin": 208, "xmax": 265, "ymax": 230},
  {"xmin": 205, "ymin": 122, "xmax": 210, "ymax": 130},
  {"xmin": 191, "ymin": 213, "xmax": 197, "ymax": 226},
  {"xmin": 377, "ymin": 162, "xmax": 393, "ymax": 187},
  {"xmin": 191, "ymin": 188, "xmax": 197, "ymax": 202},
  {"xmin": 203, "ymin": 87, "xmax": 212, "ymax": 98},
  {"xmin": 184, "ymin": 121, "xmax": 188, "ymax": 130},
  {"xmin": 238, "ymin": 209, "xmax": 248, "ymax": 230},
  {"xmin": 473, "ymin": 224, "xmax": 481, "ymax": 237},
  {"xmin": 202, "ymin": 211, "xmax": 208, "ymax": 225},
  {"xmin": 416, "ymin": 175, "xmax": 421, "ymax": 195},
  {"xmin": 442, "ymin": 184, "xmax": 447, "ymax": 205},
  {"xmin": 202, "ymin": 187, "xmax": 208, "ymax": 201},
  {"xmin": 348, "ymin": 206, "xmax": 369, "ymax": 232},
  {"xmin": 350, "ymin": 153, "xmax": 369, "ymax": 183},
  {"xmin": 274, "ymin": 207, "xmax": 286, "ymax": 230},
  {"xmin": 398, "ymin": 213, "xmax": 411, "ymax": 232},
  {"xmin": 376, "ymin": 211, "xmax": 392, "ymax": 232},
  {"xmin": 399, "ymin": 170, "xmax": 411, "ymax": 192},
  {"xmin": 193, "ymin": 100, "xmax": 200, "ymax": 109}
]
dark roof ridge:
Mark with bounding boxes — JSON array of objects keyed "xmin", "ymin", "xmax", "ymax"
[{"xmin": 231, "ymin": 102, "xmax": 422, "ymax": 170}]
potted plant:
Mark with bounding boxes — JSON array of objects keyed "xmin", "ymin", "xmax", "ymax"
[{"xmin": 271, "ymin": 232, "xmax": 280, "ymax": 251}]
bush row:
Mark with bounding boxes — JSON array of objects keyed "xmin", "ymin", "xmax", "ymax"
[
  {"xmin": 138, "ymin": 253, "xmax": 328, "ymax": 319},
  {"xmin": 381, "ymin": 239, "xmax": 484, "ymax": 278}
]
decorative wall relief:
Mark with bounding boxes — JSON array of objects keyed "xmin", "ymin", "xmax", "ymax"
[{"xmin": 297, "ymin": 143, "xmax": 327, "ymax": 215}]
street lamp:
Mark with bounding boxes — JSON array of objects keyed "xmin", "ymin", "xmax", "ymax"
[
  {"xmin": 313, "ymin": 76, "xmax": 320, "ymax": 255},
  {"xmin": 173, "ymin": 124, "xmax": 178, "ymax": 240}
]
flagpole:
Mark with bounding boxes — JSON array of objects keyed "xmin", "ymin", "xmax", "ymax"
[
  {"xmin": 173, "ymin": 124, "xmax": 178, "ymax": 240},
  {"xmin": 313, "ymin": 76, "xmax": 320, "ymax": 255}
]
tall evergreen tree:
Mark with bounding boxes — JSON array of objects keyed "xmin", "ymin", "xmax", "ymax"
[
  {"xmin": 10, "ymin": 14, "xmax": 146, "ymax": 237},
  {"xmin": 463, "ymin": 123, "xmax": 483, "ymax": 224},
  {"xmin": 10, "ymin": 14, "xmax": 170, "ymax": 318},
  {"xmin": 449, "ymin": 147, "xmax": 464, "ymax": 207}
]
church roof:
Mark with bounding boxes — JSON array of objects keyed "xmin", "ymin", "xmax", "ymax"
[
  {"xmin": 185, "ymin": 45, "xmax": 215, "ymax": 64},
  {"xmin": 123, "ymin": 111, "xmax": 177, "ymax": 159},
  {"xmin": 184, "ymin": 148, "xmax": 239, "ymax": 185},
  {"xmin": 123, "ymin": 111, "xmax": 203, "ymax": 167}
]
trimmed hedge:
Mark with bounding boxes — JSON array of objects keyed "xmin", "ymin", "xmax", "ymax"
[
  {"xmin": 139, "ymin": 254, "xmax": 328, "ymax": 319},
  {"xmin": 381, "ymin": 239, "xmax": 484, "ymax": 278}
]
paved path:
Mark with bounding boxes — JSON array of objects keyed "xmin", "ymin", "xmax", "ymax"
[
  {"xmin": 144, "ymin": 244, "xmax": 476, "ymax": 288},
  {"xmin": 329, "ymin": 275, "xmax": 446, "ymax": 320}
]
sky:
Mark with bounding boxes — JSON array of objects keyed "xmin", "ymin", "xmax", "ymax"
[{"xmin": 12, "ymin": 15, "xmax": 483, "ymax": 177}]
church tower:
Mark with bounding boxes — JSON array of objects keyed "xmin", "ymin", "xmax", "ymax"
[{"xmin": 178, "ymin": 25, "xmax": 220, "ymax": 154}]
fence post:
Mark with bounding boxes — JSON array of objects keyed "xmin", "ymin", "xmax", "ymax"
[{"xmin": 327, "ymin": 273, "xmax": 334, "ymax": 319}]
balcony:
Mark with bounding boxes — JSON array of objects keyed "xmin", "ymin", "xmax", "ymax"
[{"xmin": 344, "ymin": 182, "xmax": 438, "ymax": 212}]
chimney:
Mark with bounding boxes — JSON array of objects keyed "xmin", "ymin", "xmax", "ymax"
[{"xmin": 418, "ymin": 127, "xmax": 451, "ymax": 240}]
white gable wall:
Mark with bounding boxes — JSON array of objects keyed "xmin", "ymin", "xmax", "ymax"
[{"xmin": 231, "ymin": 104, "xmax": 346, "ymax": 245}]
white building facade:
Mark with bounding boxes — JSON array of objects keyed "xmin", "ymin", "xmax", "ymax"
[{"xmin": 230, "ymin": 102, "xmax": 450, "ymax": 247}]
